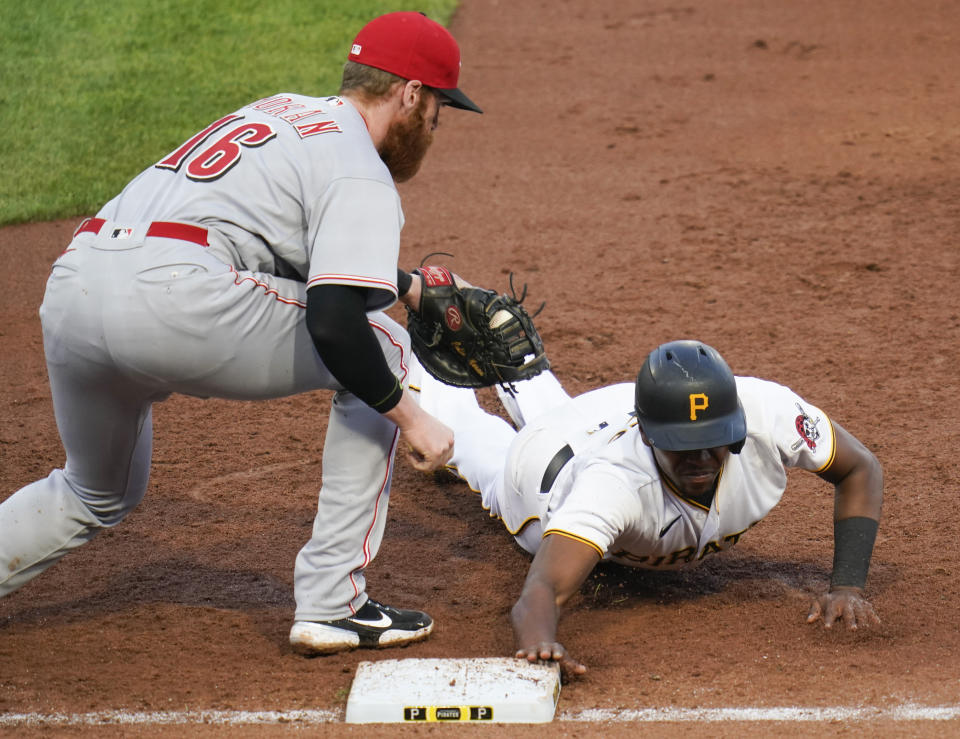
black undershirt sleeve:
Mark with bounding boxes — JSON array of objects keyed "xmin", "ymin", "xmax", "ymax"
[
  {"xmin": 396, "ymin": 267, "xmax": 413, "ymax": 297},
  {"xmin": 305, "ymin": 283, "xmax": 403, "ymax": 413}
]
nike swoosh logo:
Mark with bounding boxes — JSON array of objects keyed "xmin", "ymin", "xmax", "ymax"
[
  {"xmin": 349, "ymin": 612, "xmax": 393, "ymax": 628},
  {"xmin": 659, "ymin": 515, "xmax": 682, "ymax": 538}
]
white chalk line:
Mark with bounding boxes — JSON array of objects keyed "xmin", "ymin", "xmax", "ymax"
[
  {"xmin": 0, "ymin": 709, "xmax": 342, "ymax": 727},
  {"xmin": 2, "ymin": 704, "xmax": 960, "ymax": 727},
  {"xmin": 560, "ymin": 705, "xmax": 960, "ymax": 722}
]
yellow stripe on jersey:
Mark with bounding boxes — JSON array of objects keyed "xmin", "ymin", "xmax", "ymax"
[
  {"xmin": 444, "ymin": 463, "xmax": 477, "ymax": 493},
  {"xmin": 445, "ymin": 462, "xmax": 540, "ymax": 535},
  {"xmin": 658, "ymin": 463, "xmax": 724, "ymax": 512},
  {"xmin": 815, "ymin": 416, "xmax": 838, "ymax": 473},
  {"xmin": 543, "ymin": 529, "xmax": 604, "ymax": 557},
  {"xmin": 607, "ymin": 417, "xmax": 638, "ymax": 443},
  {"xmin": 509, "ymin": 516, "xmax": 541, "ymax": 537}
]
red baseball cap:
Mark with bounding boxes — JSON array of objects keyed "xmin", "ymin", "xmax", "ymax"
[{"xmin": 349, "ymin": 11, "xmax": 482, "ymax": 114}]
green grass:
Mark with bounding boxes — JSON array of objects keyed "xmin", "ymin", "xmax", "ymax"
[{"xmin": 0, "ymin": 0, "xmax": 459, "ymax": 225}]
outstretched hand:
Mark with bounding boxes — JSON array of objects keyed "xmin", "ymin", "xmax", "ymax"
[
  {"xmin": 806, "ymin": 587, "xmax": 880, "ymax": 630},
  {"xmin": 516, "ymin": 641, "xmax": 587, "ymax": 679}
]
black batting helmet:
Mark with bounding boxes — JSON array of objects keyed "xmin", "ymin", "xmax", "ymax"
[{"xmin": 634, "ymin": 340, "xmax": 747, "ymax": 453}]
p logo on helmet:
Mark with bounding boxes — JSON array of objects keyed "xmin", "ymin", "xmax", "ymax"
[
  {"xmin": 634, "ymin": 340, "xmax": 747, "ymax": 453},
  {"xmin": 689, "ymin": 393, "xmax": 708, "ymax": 421}
]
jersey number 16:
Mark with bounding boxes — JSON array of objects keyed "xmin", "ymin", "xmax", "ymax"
[{"xmin": 155, "ymin": 114, "xmax": 276, "ymax": 182}]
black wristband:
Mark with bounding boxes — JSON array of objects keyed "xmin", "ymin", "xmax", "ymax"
[
  {"xmin": 396, "ymin": 268, "xmax": 413, "ymax": 297},
  {"xmin": 368, "ymin": 376, "xmax": 403, "ymax": 413},
  {"xmin": 830, "ymin": 516, "xmax": 878, "ymax": 589}
]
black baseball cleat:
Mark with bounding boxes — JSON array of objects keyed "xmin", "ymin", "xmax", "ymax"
[{"xmin": 289, "ymin": 599, "xmax": 433, "ymax": 656}]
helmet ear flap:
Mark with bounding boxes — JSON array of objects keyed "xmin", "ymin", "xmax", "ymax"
[{"xmin": 729, "ymin": 438, "xmax": 746, "ymax": 454}]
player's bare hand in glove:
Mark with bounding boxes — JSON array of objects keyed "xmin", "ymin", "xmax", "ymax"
[
  {"xmin": 384, "ymin": 393, "xmax": 454, "ymax": 472},
  {"xmin": 806, "ymin": 586, "xmax": 880, "ymax": 630},
  {"xmin": 516, "ymin": 641, "xmax": 587, "ymax": 679}
]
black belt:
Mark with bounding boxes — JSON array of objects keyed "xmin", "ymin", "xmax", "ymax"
[{"xmin": 540, "ymin": 444, "xmax": 574, "ymax": 493}]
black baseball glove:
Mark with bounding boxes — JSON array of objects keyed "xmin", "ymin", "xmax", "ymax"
[{"xmin": 407, "ymin": 265, "xmax": 549, "ymax": 390}]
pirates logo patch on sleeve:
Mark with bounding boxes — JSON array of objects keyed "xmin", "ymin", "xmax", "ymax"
[{"xmin": 792, "ymin": 403, "xmax": 822, "ymax": 451}]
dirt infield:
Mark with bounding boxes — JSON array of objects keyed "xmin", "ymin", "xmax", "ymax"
[{"xmin": 2, "ymin": 0, "xmax": 959, "ymax": 735}]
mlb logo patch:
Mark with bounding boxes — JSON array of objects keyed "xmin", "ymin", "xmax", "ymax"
[
  {"xmin": 351, "ymin": 44, "xmax": 362, "ymax": 55},
  {"xmin": 111, "ymin": 228, "xmax": 133, "ymax": 239}
]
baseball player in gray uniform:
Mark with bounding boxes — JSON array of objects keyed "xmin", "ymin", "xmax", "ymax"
[
  {"xmin": 413, "ymin": 340, "xmax": 883, "ymax": 674},
  {"xmin": 0, "ymin": 12, "xmax": 484, "ymax": 656}
]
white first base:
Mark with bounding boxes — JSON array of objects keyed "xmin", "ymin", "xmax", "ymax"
[{"xmin": 343, "ymin": 657, "xmax": 561, "ymax": 724}]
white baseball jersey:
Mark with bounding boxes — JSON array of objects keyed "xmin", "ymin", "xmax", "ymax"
[
  {"xmin": 100, "ymin": 93, "xmax": 403, "ymax": 311},
  {"xmin": 532, "ymin": 377, "xmax": 835, "ymax": 568},
  {"xmin": 416, "ymin": 368, "xmax": 836, "ymax": 567}
]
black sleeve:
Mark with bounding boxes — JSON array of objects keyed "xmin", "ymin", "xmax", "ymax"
[
  {"xmin": 305, "ymin": 284, "xmax": 403, "ymax": 413},
  {"xmin": 396, "ymin": 267, "xmax": 413, "ymax": 297}
]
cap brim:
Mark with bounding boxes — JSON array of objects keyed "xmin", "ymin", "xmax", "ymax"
[
  {"xmin": 643, "ymin": 404, "xmax": 747, "ymax": 452},
  {"xmin": 438, "ymin": 87, "xmax": 482, "ymax": 114}
]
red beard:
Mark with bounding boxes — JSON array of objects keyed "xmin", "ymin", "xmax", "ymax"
[{"xmin": 378, "ymin": 96, "xmax": 434, "ymax": 183}]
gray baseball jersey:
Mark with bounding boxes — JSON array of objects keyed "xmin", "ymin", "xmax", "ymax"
[
  {"xmin": 414, "ymin": 363, "xmax": 835, "ymax": 564},
  {"xmin": 102, "ymin": 93, "xmax": 403, "ymax": 310},
  {"xmin": 0, "ymin": 94, "xmax": 414, "ymax": 621}
]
